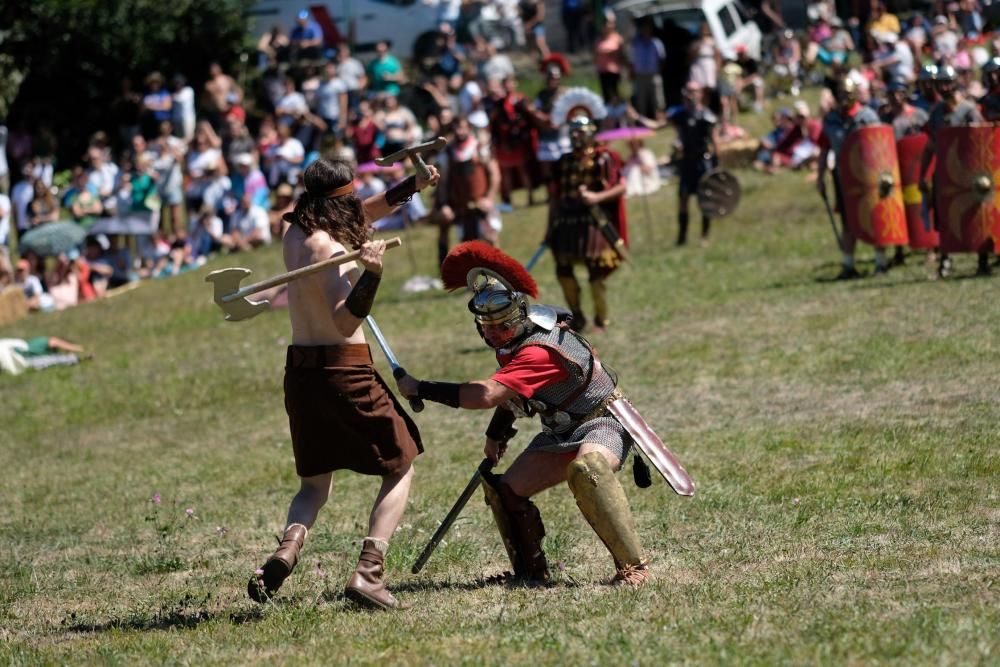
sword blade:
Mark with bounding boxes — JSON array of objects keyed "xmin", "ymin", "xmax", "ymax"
[
  {"xmin": 412, "ymin": 458, "xmax": 494, "ymax": 574},
  {"xmin": 365, "ymin": 316, "xmax": 401, "ymax": 369},
  {"xmin": 525, "ymin": 243, "xmax": 547, "ymax": 272}
]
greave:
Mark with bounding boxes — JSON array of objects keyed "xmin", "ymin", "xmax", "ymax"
[
  {"xmin": 482, "ymin": 474, "xmax": 550, "ymax": 581},
  {"xmin": 556, "ymin": 273, "xmax": 582, "ymax": 316},
  {"xmin": 590, "ymin": 279, "xmax": 609, "ymax": 327},
  {"xmin": 677, "ymin": 212, "xmax": 689, "ymax": 245},
  {"xmin": 566, "ymin": 451, "xmax": 646, "ymax": 570}
]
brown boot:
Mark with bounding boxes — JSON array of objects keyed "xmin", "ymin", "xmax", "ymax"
[
  {"xmin": 344, "ymin": 539, "xmax": 406, "ymax": 610},
  {"xmin": 248, "ymin": 523, "xmax": 307, "ymax": 602}
]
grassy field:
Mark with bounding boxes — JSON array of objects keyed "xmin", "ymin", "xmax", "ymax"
[{"xmin": 2, "ymin": 124, "xmax": 998, "ymax": 665}]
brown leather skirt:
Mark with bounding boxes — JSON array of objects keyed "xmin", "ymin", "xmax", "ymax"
[{"xmin": 283, "ymin": 344, "xmax": 422, "ymax": 477}]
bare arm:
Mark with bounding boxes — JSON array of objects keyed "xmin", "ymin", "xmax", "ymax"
[
  {"xmin": 396, "ymin": 375, "xmax": 519, "ymax": 409},
  {"xmin": 313, "ymin": 237, "xmax": 387, "ymax": 337}
]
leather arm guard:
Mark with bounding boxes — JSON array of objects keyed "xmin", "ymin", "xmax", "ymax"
[
  {"xmin": 485, "ymin": 407, "xmax": 517, "ymax": 441},
  {"xmin": 417, "ymin": 381, "xmax": 462, "ymax": 408},
  {"xmin": 385, "ymin": 175, "xmax": 417, "ymax": 206},
  {"xmin": 344, "ymin": 270, "xmax": 381, "ymax": 318}
]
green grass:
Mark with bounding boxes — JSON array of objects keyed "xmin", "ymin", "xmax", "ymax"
[{"xmin": 2, "ymin": 119, "xmax": 998, "ymax": 665}]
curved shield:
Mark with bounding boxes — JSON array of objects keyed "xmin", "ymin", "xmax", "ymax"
[
  {"xmin": 697, "ymin": 170, "xmax": 741, "ymax": 218},
  {"xmin": 934, "ymin": 125, "xmax": 1000, "ymax": 254},
  {"xmin": 897, "ymin": 133, "xmax": 940, "ymax": 249},
  {"xmin": 838, "ymin": 125, "xmax": 908, "ymax": 247}
]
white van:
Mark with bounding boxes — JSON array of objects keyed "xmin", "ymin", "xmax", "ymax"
[
  {"xmin": 247, "ymin": 1, "xmax": 442, "ymax": 58},
  {"xmin": 613, "ymin": 0, "xmax": 763, "ymax": 61}
]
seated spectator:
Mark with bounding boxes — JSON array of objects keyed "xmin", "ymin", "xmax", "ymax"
[
  {"xmin": 185, "ymin": 122, "xmax": 226, "ymax": 212},
  {"xmin": 867, "ymin": 1, "xmax": 900, "ymax": 36},
  {"xmin": 0, "ymin": 187, "xmax": 9, "ymax": 249},
  {"xmin": 269, "ymin": 183, "xmax": 296, "ymax": 240},
  {"xmin": 806, "ymin": 16, "xmax": 854, "ymax": 67},
  {"xmin": 932, "ymin": 15, "xmax": 959, "ymax": 62},
  {"xmin": 356, "ymin": 164, "xmax": 386, "ymax": 200},
  {"xmin": 188, "ymin": 205, "xmax": 226, "ymax": 259},
  {"xmin": 86, "ymin": 145, "xmax": 120, "ymax": 216},
  {"xmin": 223, "ymin": 192, "xmax": 271, "ymax": 251},
  {"xmin": 92, "ymin": 235, "xmax": 137, "ymax": 289},
  {"xmin": 735, "ymin": 46, "xmax": 765, "ymax": 114},
  {"xmin": 622, "ymin": 138, "xmax": 661, "ymax": 197},
  {"xmin": 65, "ymin": 166, "xmax": 102, "ymax": 229},
  {"xmin": 231, "ymin": 153, "xmax": 270, "ymax": 209},
  {"xmin": 754, "ymin": 109, "xmax": 794, "ymax": 171},
  {"xmin": 14, "ymin": 256, "xmax": 54, "ymax": 311},
  {"xmin": 772, "ymin": 29, "xmax": 803, "ymax": 96},
  {"xmin": 290, "ymin": 9, "xmax": 324, "ymax": 62},
  {"xmin": 45, "ymin": 251, "xmax": 80, "ymax": 311},
  {"xmin": 152, "ymin": 236, "xmax": 200, "ymax": 278},
  {"xmin": 28, "ymin": 179, "xmax": 60, "ymax": 228},
  {"xmin": 373, "ymin": 164, "xmax": 427, "ymax": 231},
  {"xmin": 270, "ymin": 122, "xmax": 305, "ymax": 185}
]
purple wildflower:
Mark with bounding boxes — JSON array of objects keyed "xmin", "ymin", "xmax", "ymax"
[{"xmin": 151, "ymin": 493, "xmax": 161, "ymax": 505}]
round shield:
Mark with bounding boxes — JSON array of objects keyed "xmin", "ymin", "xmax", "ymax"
[{"xmin": 697, "ymin": 170, "xmax": 741, "ymax": 218}]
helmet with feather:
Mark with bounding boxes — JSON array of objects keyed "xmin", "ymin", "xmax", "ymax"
[{"xmin": 441, "ymin": 242, "xmax": 557, "ymax": 348}]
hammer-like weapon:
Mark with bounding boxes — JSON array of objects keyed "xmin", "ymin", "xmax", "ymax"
[{"xmin": 376, "ymin": 137, "xmax": 447, "ymax": 181}]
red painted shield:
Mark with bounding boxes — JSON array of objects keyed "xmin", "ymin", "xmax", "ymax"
[
  {"xmin": 897, "ymin": 133, "xmax": 940, "ymax": 249},
  {"xmin": 838, "ymin": 125, "xmax": 909, "ymax": 247},
  {"xmin": 934, "ymin": 125, "xmax": 1000, "ymax": 253}
]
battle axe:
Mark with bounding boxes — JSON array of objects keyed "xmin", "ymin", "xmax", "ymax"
[
  {"xmin": 205, "ymin": 238, "xmax": 401, "ymax": 321},
  {"xmin": 376, "ymin": 137, "xmax": 447, "ymax": 181}
]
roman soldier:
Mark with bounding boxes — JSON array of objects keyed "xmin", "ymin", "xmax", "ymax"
[
  {"xmin": 435, "ymin": 115, "xmax": 502, "ymax": 265},
  {"xmin": 919, "ymin": 64, "xmax": 987, "ymax": 277},
  {"xmin": 542, "ymin": 88, "xmax": 626, "ymax": 333},
  {"xmin": 670, "ymin": 80, "xmax": 720, "ymax": 247},
  {"xmin": 395, "ymin": 242, "xmax": 695, "ymax": 587},
  {"xmin": 816, "ymin": 77, "xmax": 883, "ymax": 279}
]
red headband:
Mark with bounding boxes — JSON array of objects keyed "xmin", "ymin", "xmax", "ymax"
[{"xmin": 325, "ymin": 182, "xmax": 354, "ymax": 198}]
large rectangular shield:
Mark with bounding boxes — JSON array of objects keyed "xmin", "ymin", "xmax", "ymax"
[
  {"xmin": 934, "ymin": 125, "xmax": 1000, "ymax": 254},
  {"xmin": 897, "ymin": 133, "xmax": 940, "ymax": 249},
  {"xmin": 838, "ymin": 125, "xmax": 909, "ymax": 247}
]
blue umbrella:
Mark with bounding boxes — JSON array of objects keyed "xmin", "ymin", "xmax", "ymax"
[{"xmin": 17, "ymin": 221, "xmax": 86, "ymax": 257}]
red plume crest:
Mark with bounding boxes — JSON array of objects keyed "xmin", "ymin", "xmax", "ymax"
[{"xmin": 440, "ymin": 241, "xmax": 539, "ymax": 298}]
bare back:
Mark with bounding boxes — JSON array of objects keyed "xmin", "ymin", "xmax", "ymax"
[{"xmin": 283, "ymin": 223, "xmax": 366, "ymax": 346}]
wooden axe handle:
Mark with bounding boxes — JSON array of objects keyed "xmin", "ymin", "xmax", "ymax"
[{"xmin": 223, "ymin": 237, "xmax": 402, "ymax": 302}]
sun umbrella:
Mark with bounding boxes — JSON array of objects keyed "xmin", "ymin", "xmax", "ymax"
[
  {"xmin": 17, "ymin": 221, "xmax": 86, "ymax": 257},
  {"xmin": 88, "ymin": 213, "xmax": 158, "ymax": 236},
  {"xmin": 595, "ymin": 126, "xmax": 655, "ymax": 142}
]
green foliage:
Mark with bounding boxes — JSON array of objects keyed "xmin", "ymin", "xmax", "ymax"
[{"xmin": 3, "ymin": 0, "xmax": 253, "ymax": 162}]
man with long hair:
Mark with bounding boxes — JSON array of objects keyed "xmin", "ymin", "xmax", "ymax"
[{"xmin": 248, "ymin": 158, "xmax": 439, "ymax": 609}]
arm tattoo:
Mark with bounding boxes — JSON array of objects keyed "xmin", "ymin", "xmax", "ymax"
[
  {"xmin": 344, "ymin": 270, "xmax": 381, "ymax": 319},
  {"xmin": 385, "ymin": 175, "xmax": 418, "ymax": 206}
]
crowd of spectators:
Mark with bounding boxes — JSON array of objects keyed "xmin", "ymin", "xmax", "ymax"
[{"xmin": 2, "ymin": 1, "xmax": 998, "ymax": 319}]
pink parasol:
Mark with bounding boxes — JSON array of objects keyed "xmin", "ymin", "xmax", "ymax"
[
  {"xmin": 356, "ymin": 161, "xmax": 382, "ymax": 174},
  {"xmin": 595, "ymin": 126, "xmax": 655, "ymax": 142}
]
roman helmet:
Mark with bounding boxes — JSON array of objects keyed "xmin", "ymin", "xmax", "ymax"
[
  {"xmin": 440, "ymin": 242, "xmax": 557, "ymax": 349},
  {"xmin": 550, "ymin": 87, "xmax": 607, "ymax": 151}
]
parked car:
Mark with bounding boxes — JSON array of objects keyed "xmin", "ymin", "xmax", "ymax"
[
  {"xmin": 614, "ymin": 0, "xmax": 763, "ymax": 60},
  {"xmin": 247, "ymin": 0, "xmax": 441, "ymax": 58}
]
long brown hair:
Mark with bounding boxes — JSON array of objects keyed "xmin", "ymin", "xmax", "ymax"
[{"xmin": 282, "ymin": 159, "xmax": 369, "ymax": 248}]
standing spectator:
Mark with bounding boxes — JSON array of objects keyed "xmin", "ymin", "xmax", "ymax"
[
  {"xmin": 368, "ymin": 41, "xmax": 405, "ymax": 98},
  {"xmin": 257, "ymin": 24, "xmax": 291, "ymax": 68},
  {"xmin": 560, "ymin": 0, "xmax": 583, "ymax": 54},
  {"xmin": 336, "ymin": 43, "xmax": 367, "ymax": 112},
  {"xmin": 489, "ymin": 76, "xmax": 535, "ymax": 208},
  {"xmin": 349, "ymin": 99, "xmax": 381, "ymax": 164},
  {"xmin": 11, "ymin": 166, "xmax": 35, "ymax": 234},
  {"xmin": 111, "ymin": 78, "xmax": 143, "ymax": 146},
  {"xmin": 955, "ymin": 0, "xmax": 983, "ymax": 37},
  {"xmin": 290, "ymin": 9, "xmax": 324, "ymax": 62},
  {"xmin": 630, "ymin": 19, "xmax": 666, "ymax": 121},
  {"xmin": 86, "ymin": 145, "xmax": 120, "ymax": 217},
  {"xmin": 0, "ymin": 123, "xmax": 8, "ymax": 195},
  {"xmin": 0, "ymin": 188, "xmax": 9, "ymax": 249},
  {"xmin": 275, "ymin": 78, "xmax": 310, "ymax": 123},
  {"xmin": 300, "ymin": 65, "xmax": 322, "ymax": 110},
  {"xmin": 458, "ymin": 64, "xmax": 484, "ymax": 117},
  {"xmin": 437, "ymin": 23, "xmax": 467, "ymax": 78},
  {"xmin": 269, "ymin": 183, "xmax": 296, "ymax": 240},
  {"xmin": 594, "ymin": 10, "xmax": 626, "ymax": 102},
  {"xmin": 379, "ymin": 95, "xmax": 421, "ymax": 157},
  {"xmin": 482, "ymin": 40, "xmax": 515, "ymax": 82},
  {"xmin": 689, "ymin": 22, "xmax": 721, "ymax": 91},
  {"xmin": 150, "ymin": 121, "xmax": 186, "ymax": 238},
  {"xmin": 316, "ymin": 61, "xmax": 348, "ymax": 137},
  {"xmin": 873, "ymin": 31, "xmax": 916, "ymax": 84},
  {"xmin": 188, "ymin": 205, "xmax": 225, "ymax": 259},
  {"xmin": 141, "ymin": 72, "xmax": 173, "ymax": 139},
  {"xmin": 225, "ymin": 117, "xmax": 257, "ymax": 168},
  {"xmin": 931, "ymin": 15, "xmax": 960, "ymax": 63},
  {"xmin": 171, "ymin": 74, "xmax": 196, "ymax": 142},
  {"xmin": 905, "ymin": 14, "xmax": 930, "ymax": 54},
  {"xmin": 521, "ymin": 0, "xmax": 550, "ymax": 58},
  {"xmin": 866, "ymin": 2, "xmax": 901, "ymax": 36},
  {"xmin": 14, "ymin": 256, "xmax": 54, "ymax": 312},
  {"xmin": 205, "ymin": 62, "xmax": 244, "ymax": 129}
]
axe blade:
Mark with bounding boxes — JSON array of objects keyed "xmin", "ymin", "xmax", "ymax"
[{"xmin": 205, "ymin": 268, "xmax": 270, "ymax": 321}]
